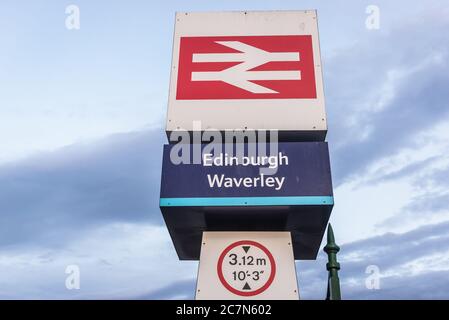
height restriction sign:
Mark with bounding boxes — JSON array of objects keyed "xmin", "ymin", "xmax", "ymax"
[
  {"xmin": 196, "ymin": 232, "xmax": 299, "ymax": 300},
  {"xmin": 217, "ymin": 240, "xmax": 276, "ymax": 296}
]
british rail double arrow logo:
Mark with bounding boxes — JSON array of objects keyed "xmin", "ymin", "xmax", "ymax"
[
  {"xmin": 176, "ymin": 35, "xmax": 317, "ymax": 100},
  {"xmin": 191, "ymin": 41, "xmax": 301, "ymax": 94}
]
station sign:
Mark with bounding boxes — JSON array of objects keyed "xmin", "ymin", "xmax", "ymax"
[
  {"xmin": 196, "ymin": 232, "xmax": 299, "ymax": 300},
  {"xmin": 166, "ymin": 10, "xmax": 327, "ymax": 141},
  {"xmin": 159, "ymin": 141, "xmax": 333, "ymax": 260}
]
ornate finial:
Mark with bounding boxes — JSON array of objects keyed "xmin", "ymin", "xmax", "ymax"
[
  {"xmin": 324, "ymin": 223, "xmax": 341, "ymax": 300},
  {"xmin": 324, "ymin": 223, "xmax": 340, "ymax": 255}
]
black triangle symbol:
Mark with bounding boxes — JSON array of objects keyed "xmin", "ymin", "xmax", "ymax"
[
  {"xmin": 243, "ymin": 282, "xmax": 251, "ymax": 290},
  {"xmin": 242, "ymin": 246, "xmax": 250, "ymax": 253}
]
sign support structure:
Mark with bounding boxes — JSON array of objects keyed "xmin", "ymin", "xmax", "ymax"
[{"xmin": 159, "ymin": 10, "xmax": 341, "ymax": 300}]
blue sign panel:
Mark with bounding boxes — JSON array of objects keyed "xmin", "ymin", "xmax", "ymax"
[{"xmin": 160, "ymin": 142, "xmax": 333, "ymax": 260}]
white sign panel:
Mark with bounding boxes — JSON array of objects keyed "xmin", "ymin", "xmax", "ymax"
[
  {"xmin": 196, "ymin": 232, "xmax": 299, "ymax": 300},
  {"xmin": 166, "ymin": 10, "xmax": 327, "ymax": 140}
]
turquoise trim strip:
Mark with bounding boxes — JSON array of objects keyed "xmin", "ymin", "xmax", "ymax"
[{"xmin": 160, "ymin": 196, "xmax": 333, "ymax": 207}]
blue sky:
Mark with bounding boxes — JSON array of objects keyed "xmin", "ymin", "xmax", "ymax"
[{"xmin": 1, "ymin": 0, "xmax": 449, "ymax": 299}]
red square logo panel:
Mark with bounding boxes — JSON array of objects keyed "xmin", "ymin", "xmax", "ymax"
[{"xmin": 176, "ymin": 35, "xmax": 317, "ymax": 100}]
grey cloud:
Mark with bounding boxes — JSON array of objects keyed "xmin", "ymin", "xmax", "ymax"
[
  {"xmin": 133, "ymin": 279, "xmax": 196, "ymax": 300},
  {"xmin": 298, "ymin": 221, "xmax": 449, "ymax": 299},
  {"xmin": 361, "ymin": 155, "xmax": 440, "ymax": 186},
  {"xmin": 376, "ymin": 161, "xmax": 449, "ymax": 227},
  {"xmin": 404, "ymin": 193, "xmax": 449, "ymax": 214},
  {"xmin": 344, "ymin": 271, "xmax": 449, "ymax": 300},
  {"xmin": 379, "ymin": 193, "xmax": 449, "ymax": 228},
  {"xmin": 0, "ymin": 129, "xmax": 166, "ymax": 248},
  {"xmin": 413, "ymin": 165, "xmax": 449, "ymax": 190},
  {"xmin": 325, "ymin": 13, "xmax": 449, "ymax": 186}
]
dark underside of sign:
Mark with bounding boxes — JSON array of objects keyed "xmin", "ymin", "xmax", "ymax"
[
  {"xmin": 159, "ymin": 141, "xmax": 333, "ymax": 260},
  {"xmin": 161, "ymin": 204, "xmax": 332, "ymax": 260}
]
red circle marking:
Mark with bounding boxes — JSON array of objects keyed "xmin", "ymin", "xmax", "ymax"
[{"xmin": 217, "ymin": 240, "xmax": 276, "ymax": 297}]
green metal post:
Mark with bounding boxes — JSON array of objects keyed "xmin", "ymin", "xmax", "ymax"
[{"xmin": 324, "ymin": 223, "xmax": 341, "ymax": 300}]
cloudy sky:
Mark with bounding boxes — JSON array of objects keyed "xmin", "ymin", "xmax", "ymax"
[{"xmin": 1, "ymin": 0, "xmax": 449, "ymax": 299}]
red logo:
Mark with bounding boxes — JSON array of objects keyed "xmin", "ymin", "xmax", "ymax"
[{"xmin": 176, "ymin": 35, "xmax": 317, "ymax": 100}]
